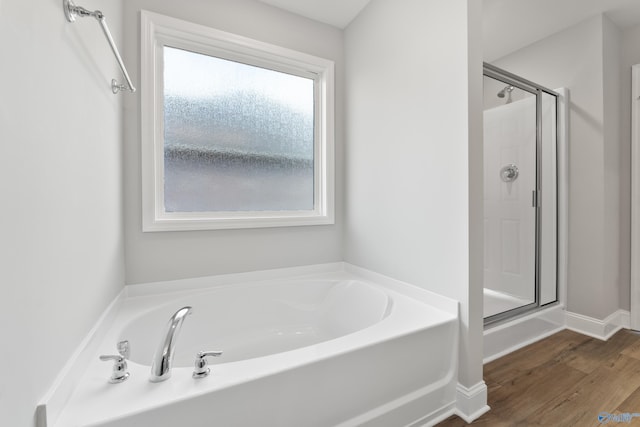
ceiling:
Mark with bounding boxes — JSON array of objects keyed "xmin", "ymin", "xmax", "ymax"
[
  {"xmin": 257, "ymin": 0, "xmax": 371, "ymax": 29},
  {"xmin": 257, "ymin": 0, "xmax": 640, "ymax": 61},
  {"xmin": 483, "ymin": 0, "xmax": 640, "ymax": 61}
]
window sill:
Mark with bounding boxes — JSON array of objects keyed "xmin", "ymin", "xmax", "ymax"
[{"xmin": 142, "ymin": 211, "xmax": 335, "ymax": 232}]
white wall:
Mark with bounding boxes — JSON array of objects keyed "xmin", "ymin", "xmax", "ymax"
[
  {"xmin": 344, "ymin": 0, "xmax": 485, "ymax": 398},
  {"xmin": 619, "ymin": 23, "xmax": 640, "ymax": 311},
  {"xmin": 0, "ymin": 1, "xmax": 126, "ymax": 426},
  {"xmin": 122, "ymin": 0, "xmax": 344, "ymax": 285},
  {"xmin": 493, "ymin": 15, "xmax": 625, "ymax": 320},
  {"xmin": 603, "ymin": 16, "xmax": 624, "ymax": 313}
]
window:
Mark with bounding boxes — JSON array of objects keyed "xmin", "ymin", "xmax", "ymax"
[{"xmin": 141, "ymin": 11, "xmax": 334, "ymax": 231}]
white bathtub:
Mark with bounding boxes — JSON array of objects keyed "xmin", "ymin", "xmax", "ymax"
[{"xmin": 54, "ymin": 268, "xmax": 459, "ymax": 427}]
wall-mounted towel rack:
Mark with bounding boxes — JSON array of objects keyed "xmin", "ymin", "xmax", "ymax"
[{"xmin": 63, "ymin": 0, "xmax": 136, "ymax": 94}]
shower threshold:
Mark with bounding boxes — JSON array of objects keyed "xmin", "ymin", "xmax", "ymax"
[{"xmin": 483, "ymin": 288, "xmax": 533, "ymax": 318}]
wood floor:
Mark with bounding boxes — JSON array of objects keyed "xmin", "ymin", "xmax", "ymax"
[{"xmin": 437, "ymin": 329, "xmax": 640, "ymax": 427}]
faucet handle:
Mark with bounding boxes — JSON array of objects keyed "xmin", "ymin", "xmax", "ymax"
[
  {"xmin": 99, "ymin": 340, "xmax": 130, "ymax": 383},
  {"xmin": 192, "ymin": 350, "xmax": 223, "ymax": 379}
]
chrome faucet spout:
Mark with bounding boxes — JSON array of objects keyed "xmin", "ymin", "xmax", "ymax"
[{"xmin": 149, "ymin": 306, "xmax": 192, "ymax": 382}]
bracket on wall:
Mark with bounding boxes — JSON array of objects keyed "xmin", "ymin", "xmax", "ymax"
[{"xmin": 63, "ymin": 0, "xmax": 136, "ymax": 94}]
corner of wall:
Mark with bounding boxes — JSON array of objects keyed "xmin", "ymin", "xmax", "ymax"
[
  {"xmin": 565, "ymin": 309, "xmax": 630, "ymax": 340},
  {"xmin": 35, "ymin": 291, "xmax": 125, "ymax": 427}
]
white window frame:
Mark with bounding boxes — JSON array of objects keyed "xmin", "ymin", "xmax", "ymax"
[{"xmin": 140, "ymin": 11, "xmax": 335, "ymax": 232}]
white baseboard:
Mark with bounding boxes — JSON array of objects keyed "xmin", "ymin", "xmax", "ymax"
[
  {"xmin": 36, "ymin": 290, "xmax": 125, "ymax": 427},
  {"xmin": 454, "ymin": 382, "xmax": 490, "ymax": 423},
  {"xmin": 565, "ymin": 309, "xmax": 630, "ymax": 341},
  {"xmin": 485, "ymin": 308, "xmax": 631, "ymax": 365}
]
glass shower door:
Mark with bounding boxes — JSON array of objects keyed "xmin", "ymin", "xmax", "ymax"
[{"xmin": 483, "ymin": 74, "xmax": 538, "ymax": 321}]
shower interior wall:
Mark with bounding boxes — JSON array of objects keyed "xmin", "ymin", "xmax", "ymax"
[{"xmin": 482, "ymin": 93, "xmax": 538, "ymax": 304}]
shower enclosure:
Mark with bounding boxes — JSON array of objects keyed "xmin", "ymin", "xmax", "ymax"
[{"xmin": 483, "ymin": 63, "xmax": 560, "ymax": 325}]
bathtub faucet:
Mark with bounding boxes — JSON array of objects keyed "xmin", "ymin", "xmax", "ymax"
[{"xmin": 150, "ymin": 306, "xmax": 192, "ymax": 382}]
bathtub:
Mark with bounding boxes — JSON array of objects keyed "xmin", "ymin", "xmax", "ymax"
[{"xmin": 53, "ymin": 267, "xmax": 458, "ymax": 427}]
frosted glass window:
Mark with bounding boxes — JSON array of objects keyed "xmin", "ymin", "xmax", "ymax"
[
  {"xmin": 141, "ymin": 11, "xmax": 334, "ymax": 231},
  {"xmin": 163, "ymin": 47, "xmax": 315, "ymax": 212}
]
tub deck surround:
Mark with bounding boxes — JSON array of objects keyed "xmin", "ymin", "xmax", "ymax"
[{"xmin": 52, "ymin": 265, "xmax": 460, "ymax": 427}]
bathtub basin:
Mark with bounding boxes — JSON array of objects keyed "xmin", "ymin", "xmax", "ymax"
[
  {"xmin": 54, "ymin": 268, "xmax": 459, "ymax": 427},
  {"xmin": 122, "ymin": 280, "xmax": 392, "ymax": 367}
]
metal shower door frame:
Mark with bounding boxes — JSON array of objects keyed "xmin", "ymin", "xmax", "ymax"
[{"xmin": 482, "ymin": 63, "xmax": 559, "ymax": 326}]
